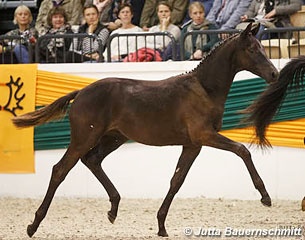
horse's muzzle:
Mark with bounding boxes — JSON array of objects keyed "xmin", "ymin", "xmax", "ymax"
[{"xmin": 267, "ymin": 69, "xmax": 279, "ymax": 84}]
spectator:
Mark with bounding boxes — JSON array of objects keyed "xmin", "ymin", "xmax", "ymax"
[
  {"xmin": 206, "ymin": 0, "xmax": 252, "ymax": 30},
  {"xmin": 35, "ymin": 0, "xmax": 83, "ymax": 36},
  {"xmin": 147, "ymin": 1, "xmax": 181, "ymax": 60},
  {"xmin": 140, "ymin": 0, "xmax": 188, "ymax": 30},
  {"xmin": 183, "ymin": 0, "xmax": 214, "ymax": 24},
  {"xmin": 104, "ymin": 3, "xmax": 144, "ymax": 62},
  {"xmin": 0, "ymin": 5, "xmax": 38, "ymax": 63},
  {"xmin": 38, "ymin": 7, "xmax": 73, "ymax": 63},
  {"xmin": 110, "ymin": 0, "xmax": 145, "ymax": 26},
  {"xmin": 181, "ymin": 1, "xmax": 219, "ymax": 60},
  {"xmin": 239, "ymin": 0, "xmax": 302, "ymax": 38},
  {"xmin": 83, "ymin": 0, "xmax": 123, "ymax": 31},
  {"xmin": 84, "ymin": 0, "xmax": 113, "ymax": 24},
  {"xmin": 67, "ymin": 4, "xmax": 110, "ymax": 62}
]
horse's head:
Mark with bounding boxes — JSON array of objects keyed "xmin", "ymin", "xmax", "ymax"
[{"xmin": 236, "ymin": 23, "xmax": 278, "ymax": 84}]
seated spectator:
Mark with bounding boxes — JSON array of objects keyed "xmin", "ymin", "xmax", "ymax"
[
  {"xmin": 206, "ymin": 0, "xmax": 252, "ymax": 31},
  {"xmin": 83, "ymin": 0, "xmax": 122, "ymax": 31},
  {"xmin": 183, "ymin": 0, "xmax": 214, "ymax": 24},
  {"xmin": 35, "ymin": 0, "xmax": 83, "ymax": 36},
  {"xmin": 84, "ymin": 0, "xmax": 112, "ymax": 24},
  {"xmin": 0, "ymin": 5, "xmax": 38, "ymax": 64},
  {"xmin": 104, "ymin": 3, "xmax": 144, "ymax": 62},
  {"xmin": 181, "ymin": 1, "xmax": 219, "ymax": 60},
  {"xmin": 67, "ymin": 4, "xmax": 110, "ymax": 62},
  {"xmin": 239, "ymin": 0, "xmax": 302, "ymax": 39},
  {"xmin": 110, "ymin": 0, "xmax": 145, "ymax": 26},
  {"xmin": 38, "ymin": 7, "xmax": 73, "ymax": 63},
  {"xmin": 140, "ymin": 0, "xmax": 188, "ymax": 30},
  {"xmin": 147, "ymin": 1, "xmax": 181, "ymax": 60}
]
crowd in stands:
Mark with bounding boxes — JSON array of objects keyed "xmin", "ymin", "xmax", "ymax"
[{"xmin": 0, "ymin": 0, "xmax": 304, "ymax": 64}]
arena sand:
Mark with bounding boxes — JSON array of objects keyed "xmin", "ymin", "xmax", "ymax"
[{"xmin": 0, "ymin": 197, "xmax": 304, "ymax": 240}]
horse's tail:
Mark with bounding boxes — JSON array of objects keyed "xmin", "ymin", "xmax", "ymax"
[
  {"xmin": 12, "ymin": 90, "xmax": 79, "ymax": 128},
  {"xmin": 243, "ymin": 55, "xmax": 305, "ymax": 148}
]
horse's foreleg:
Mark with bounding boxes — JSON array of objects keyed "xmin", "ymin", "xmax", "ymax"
[
  {"xmin": 81, "ymin": 134, "xmax": 128, "ymax": 224},
  {"xmin": 157, "ymin": 146, "xmax": 201, "ymax": 237},
  {"xmin": 27, "ymin": 148, "xmax": 80, "ymax": 237},
  {"xmin": 206, "ymin": 132, "xmax": 271, "ymax": 207}
]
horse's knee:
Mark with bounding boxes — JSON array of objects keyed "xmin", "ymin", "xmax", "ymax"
[
  {"xmin": 51, "ymin": 162, "xmax": 71, "ymax": 183},
  {"xmin": 81, "ymin": 155, "xmax": 99, "ymax": 169}
]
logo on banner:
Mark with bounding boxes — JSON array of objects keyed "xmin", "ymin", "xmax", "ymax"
[{"xmin": 0, "ymin": 76, "xmax": 25, "ymax": 116}]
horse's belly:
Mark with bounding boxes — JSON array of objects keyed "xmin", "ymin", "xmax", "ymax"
[{"xmin": 119, "ymin": 124, "xmax": 190, "ymax": 146}]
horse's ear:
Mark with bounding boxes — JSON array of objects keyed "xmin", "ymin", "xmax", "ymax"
[
  {"xmin": 251, "ymin": 22, "xmax": 260, "ymax": 36},
  {"xmin": 241, "ymin": 22, "xmax": 260, "ymax": 38},
  {"xmin": 241, "ymin": 22, "xmax": 252, "ymax": 38}
]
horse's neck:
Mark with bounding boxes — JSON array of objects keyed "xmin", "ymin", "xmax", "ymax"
[{"xmin": 196, "ymin": 45, "xmax": 237, "ymax": 103}]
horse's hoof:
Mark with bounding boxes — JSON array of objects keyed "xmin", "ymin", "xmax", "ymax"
[
  {"xmin": 27, "ymin": 224, "xmax": 36, "ymax": 238},
  {"xmin": 107, "ymin": 211, "xmax": 116, "ymax": 224},
  {"xmin": 157, "ymin": 229, "xmax": 169, "ymax": 237},
  {"xmin": 261, "ymin": 196, "xmax": 272, "ymax": 207}
]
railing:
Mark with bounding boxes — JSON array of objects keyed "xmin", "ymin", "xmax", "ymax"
[
  {"xmin": 0, "ymin": 0, "xmax": 38, "ymax": 9},
  {"xmin": 106, "ymin": 31, "xmax": 178, "ymax": 62},
  {"xmin": 258, "ymin": 26, "xmax": 305, "ymax": 59},
  {"xmin": 35, "ymin": 33, "xmax": 104, "ymax": 63},
  {"xmin": 2, "ymin": 27, "xmax": 305, "ymax": 64},
  {"xmin": 0, "ymin": 34, "xmax": 33, "ymax": 63},
  {"xmin": 180, "ymin": 29, "xmax": 240, "ymax": 60}
]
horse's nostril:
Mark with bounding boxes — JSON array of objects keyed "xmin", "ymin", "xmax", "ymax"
[
  {"xmin": 272, "ymin": 72, "xmax": 276, "ymax": 78},
  {"xmin": 272, "ymin": 71, "xmax": 278, "ymax": 79}
]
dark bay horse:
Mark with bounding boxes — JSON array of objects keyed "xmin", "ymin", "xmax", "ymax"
[
  {"xmin": 12, "ymin": 23, "xmax": 278, "ymax": 238},
  {"xmin": 244, "ymin": 55, "xmax": 305, "ymax": 148}
]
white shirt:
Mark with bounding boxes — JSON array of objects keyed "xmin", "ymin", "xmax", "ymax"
[{"xmin": 104, "ymin": 26, "xmax": 144, "ymax": 61}]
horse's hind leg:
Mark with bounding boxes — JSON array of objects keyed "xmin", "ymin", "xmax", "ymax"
[
  {"xmin": 206, "ymin": 132, "xmax": 271, "ymax": 207},
  {"xmin": 157, "ymin": 146, "xmax": 201, "ymax": 237},
  {"xmin": 27, "ymin": 147, "xmax": 82, "ymax": 237},
  {"xmin": 81, "ymin": 133, "xmax": 128, "ymax": 224}
]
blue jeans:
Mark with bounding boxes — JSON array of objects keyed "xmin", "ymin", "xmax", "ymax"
[{"xmin": 14, "ymin": 44, "xmax": 30, "ymax": 63}]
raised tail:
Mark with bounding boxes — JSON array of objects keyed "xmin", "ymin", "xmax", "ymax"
[
  {"xmin": 243, "ymin": 56, "xmax": 305, "ymax": 148},
  {"xmin": 12, "ymin": 90, "xmax": 79, "ymax": 128}
]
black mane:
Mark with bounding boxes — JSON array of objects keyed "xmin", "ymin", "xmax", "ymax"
[{"xmin": 189, "ymin": 32, "xmax": 240, "ymax": 74}]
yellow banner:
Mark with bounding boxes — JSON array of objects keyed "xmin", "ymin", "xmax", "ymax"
[
  {"xmin": 0, "ymin": 64, "xmax": 37, "ymax": 173},
  {"xmin": 221, "ymin": 118, "xmax": 305, "ymax": 149},
  {"xmin": 36, "ymin": 70, "xmax": 95, "ymax": 105}
]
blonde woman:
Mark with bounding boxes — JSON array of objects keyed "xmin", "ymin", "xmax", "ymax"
[
  {"xmin": 181, "ymin": 1, "xmax": 219, "ymax": 60},
  {"xmin": 0, "ymin": 5, "xmax": 38, "ymax": 63}
]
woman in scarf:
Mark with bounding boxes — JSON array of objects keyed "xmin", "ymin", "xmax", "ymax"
[
  {"xmin": 38, "ymin": 6, "xmax": 73, "ymax": 63},
  {"xmin": 181, "ymin": 1, "xmax": 219, "ymax": 60}
]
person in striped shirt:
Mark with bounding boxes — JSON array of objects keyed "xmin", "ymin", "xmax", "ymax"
[{"xmin": 68, "ymin": 4, "xmax": 110, "ymax": 62}]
